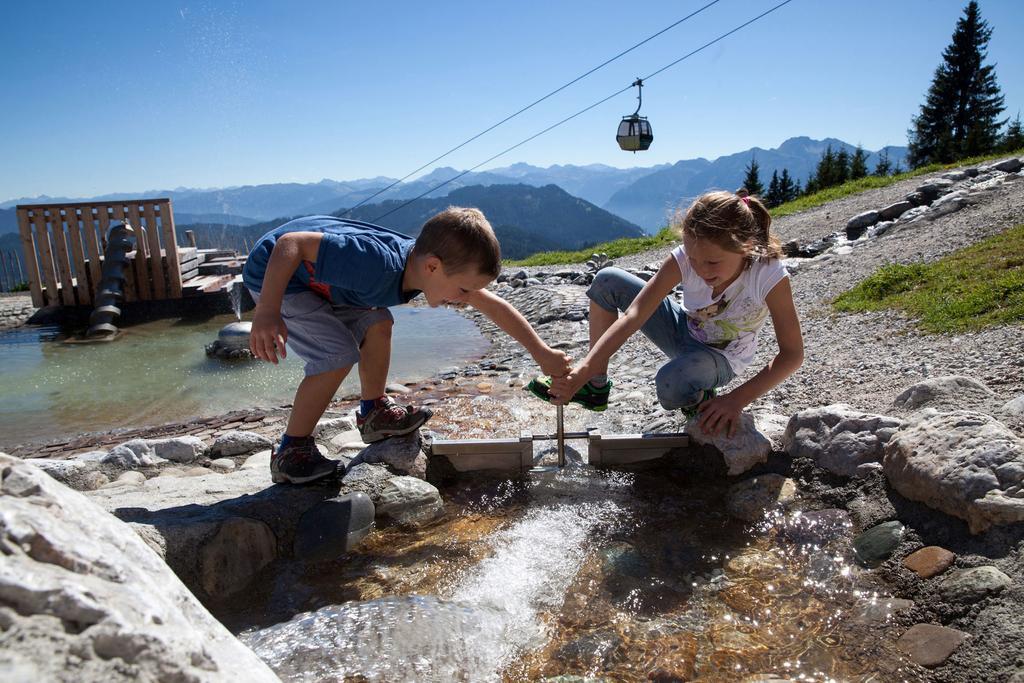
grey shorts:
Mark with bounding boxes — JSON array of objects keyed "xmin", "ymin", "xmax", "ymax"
[{"xmin": 249, "ymin": 289, "xmax": 393, "ymax": 376}]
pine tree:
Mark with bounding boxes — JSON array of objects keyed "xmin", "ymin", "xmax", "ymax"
[
  {"xmin": 808, "ymin": 145, "xmax": 834, "ymax": 193},
  {"xmin": 834, "ymin": 148, "xmax": 851, "ymax": 185},
  {"xmin": 850, "ymin": 146, "xmax": 869, "ymax": 179},
  {"xmin": 742, "ymin": 155, "xmax": 764, "ymax": 196},
  {"xmin": 873, "ymin": 149, "xmax": 893, "ymax": 176},
  {"xmin": 1001, "ymin": 113, "xmax": 1024, "ymax": 152},
  {"xmin": 764, "ymin": 171, "xmax": 781, "ymax": 207},
  {"xmin": 779, "ymin": 169, "xmax": 797, "ymax": 204},
  {"xmin": 907, "ymin": 1, "xmax": 1006, "ymax": 167}
]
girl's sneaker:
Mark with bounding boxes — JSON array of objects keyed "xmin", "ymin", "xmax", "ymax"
[
  {"xmin": 680, "ymin": 388, "xmax": 717, "ymax": 420},
  {"xmin": 526, "ymin": 376, "xmax": 613, "ymax": 412},
  {"xmin": 357, "ymin": 396, "xmax": 433, "ymax": 443}
]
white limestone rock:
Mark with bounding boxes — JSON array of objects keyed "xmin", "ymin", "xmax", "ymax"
[
  {"xmin": 883, "ymin": 410, "xmax": 1024, "ymax": 534},
  {"xmin": 686, "ymin": 412, "xmax": 771, "ymax": 476},
  {"xmin": 210, "ymin": 430, "xmax": 273, "ymax": 457},
  {"xmin": 374, "ymin": 476, "xmax": 444, "ymax": 527},
  {"xmin": 782, "ymin": 404, "xmax": 902, "ymax": 478},
  {"xmin": 893, "ymin": 375, "xmax": 995, "ymax": 410}
]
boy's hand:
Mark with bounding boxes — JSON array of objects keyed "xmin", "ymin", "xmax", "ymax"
[
  {"xmin": 250, "ymin": 306, "xmax": 288, "ymax": 364},
  {"xmin": 549, "ymin": 370, "xmax": 586, "ymax": 405},
  {"xmin": 535, "ymin": 347, "xmax": 571, "ymax": 378},
  {"xmin": 697, "ymin": 393, "xmax": 743, "ymax": 438}
]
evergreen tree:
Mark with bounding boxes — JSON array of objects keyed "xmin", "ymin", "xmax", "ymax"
[
  {"xmin": 779, "ymin": 169, "xmax": 798, "ymax": 204},
  {"xmin": 834, "ymin": 148, "xmax": 851, "ymax": 185},
  {"xmin": 850, "ymin": 146, "xmax": 869, "ymax": 179},
  {"xmin": 907, "ymin": 1, "xmax": 1006, "ymax": 167},
  {"xmin": 808, "ymin": 145, "xmax": 835, "ymax": 193},
  {"xmin": 1001, "ymin": 113, "xmax": 1024, "ymax": 152},
  {"xmin": 742, "ymin": 155, "xmax": 765, "ymax": 196},
  {"xmin": 873, "ymin": 149, "xmax": 893, "ymax": 176},
  {"xmin": 765, "ymin": 170, "xmax": 782, "ymax": 208}
]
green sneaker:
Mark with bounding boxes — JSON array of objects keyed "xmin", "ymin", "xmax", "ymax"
[
  {"xmin": 680, "ymin": 388, "xmax": 717, "ymax": 420},
  {"xmin": 526, "ymin": 375, "xmax": 613, "ymax": 412}
]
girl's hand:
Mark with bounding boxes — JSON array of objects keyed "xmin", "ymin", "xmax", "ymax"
[
  {"xmin": 549, "ymin": 370, "xmax": 586, "ymax": 405},
  {"xmin": 535, "ymin": 347, "xmax": 571, "ymax": 378},
  {"xmin": 250, "ymin": 307, "xmax": 288, "ymax": 364},
  {"xmin": 697, "ymin": 393, "xmax": 743, "ymax": 437}
]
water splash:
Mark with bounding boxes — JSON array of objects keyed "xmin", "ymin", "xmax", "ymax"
[{"xmin": 229, "ymin": 281, "xmax": 243, "ymax": 321}]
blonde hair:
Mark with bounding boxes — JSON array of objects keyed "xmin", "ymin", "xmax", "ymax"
[
  {"xmin": 674, "ymin": 190, "xmax": 782, "ymax": 262},
  {"xmin": 413, "ymin": 206, "xmax": 501, "ymax": 278}
]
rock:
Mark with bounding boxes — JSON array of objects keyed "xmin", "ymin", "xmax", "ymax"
[
  {"xmin": 210, "ymin": 430, "xmax": 273, "ymax": 457},
  {"xmin": 104, "ymin": 439, "xmax": 160, "ymax": 468},
  {"xmin": 896, "ymin": 623, "xmax": 969, "ymax": 668},
  {"xmin": 209, "ymin": 458, "xmax": 237, "ymax": 472},
  {"xmin": 148, "ymin": 436, "xmax": 207, "ymax": 463},
  {"xmin": 386, "ymin": 382, "xmax": 413, "ymax": 395},
  {"xmin": 27, "ymin": 458, "xmax": 96, "ymax": 489},
  {"xmin": 991, "ymin": 158, "xmax": 1024, "ymax": 173},
  {"xmin": 313, "ymin": 415, "xmax": 357, "ymax": 440},
  {"xmin": 349, "ymin": 431, "xmax": 427, "ymax": 479},
  {"xmin": 877, "ymin": 200, "xmax": 915, "ymax": 221},
  {"xmin": 883, "ymin": 410, "xmax": 1024, "ymax": 533},
  {"xmin": 894, "ymin": 376, "xmax": 995, "ymax": 410},
  {"xmin": 845, "ymin": 210, "xmax": 880, "ymax": 239},
  {"xmin": 199, "ymin": 516, "xmax": 277, "ymax": 598},
  {"xmin": 293, "ymin": 492, "xmax": 375, "ymax": 561},
  {"xmin": 71, "ymin": 449, "xmax": 109, "ymax": 462},
  {"xmin": 725, "ymin": 549, "xmax": 785, "ymax": 579},
  {"xmin": 782, "ymin": 404, "xmax": 902, "ymax": 477},
  {"xmin": 81, "ymin": 471, "xmax": 111, "ymax": 490},
  {"xmin": 929, "ymin": 190, "xmax": 969, "ymax": 218},
  {"xmin": 1002, "ymin": 394, "xmax": 1024, "ymax": 416},
  {"xmin": 341, "ymin": 462, "xmax": 395, "ymax": 501},
  {"xmin": 853, "ymin": 521, "xmax": 904, "ymax": 567},
  {"xmin": 902, "ymin": 546, "xmax": 956, "ymax": 579},
  {"xmin": 375, "ymin": 476, "xmax": 444, "ymax": 526},
  {"xmin": 116, "ymin": 471, "xmax": 146, "ymax": 486},
  {"xmin": 0, "ymin": 453, "xmax": 279, "ymax": 682},
  {"xmin": 938, "ymin": 566, "xmax": 1012, "ymax": 602},
  {"xmin": 725, "ymin": 474, "xmax": 797, "ymax": 522},
  {"xmin": 851, "ymin": 597, "xmax": 915, "ymax": 625},
  {"xmin": 686, "ymin": 412, "xmax": 771, "ymax": 475},
  {"xmin": 753, "ymin": 411, "xmax": 790, "ymax": 447},
  {"xmin": 329, "ymin": 429, "xmax": 364, "ymax": 452}
]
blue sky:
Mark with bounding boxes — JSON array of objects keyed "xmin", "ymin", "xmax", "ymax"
[{"xmin": 2, "ymin": 0, "xmax": 1022, "ymax": 201}]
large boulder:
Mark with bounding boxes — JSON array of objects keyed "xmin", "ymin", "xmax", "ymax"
[
  {"xmin": 893, "ymin": 375, "xmax": 996, "ymax": 411},
  {"xmin": 782, "ymin": 404, "xmax": 902, "ymax": 477},
  {"xmin": 0, "ymin": 453, "xmax": 279, "ymax": 682},
  {"xmin": 883, "ymin": 410, "xmax": 1024, "ymax": 533}
]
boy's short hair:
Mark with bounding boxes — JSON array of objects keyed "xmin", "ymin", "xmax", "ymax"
[{"xmin": 413, "ymin": 207, "xmax": 501, "ymax": 278}]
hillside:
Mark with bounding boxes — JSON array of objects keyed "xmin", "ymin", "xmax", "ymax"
[{"xmin": 179, "ymin": 184, "xmax": 643, "ymax": 260}]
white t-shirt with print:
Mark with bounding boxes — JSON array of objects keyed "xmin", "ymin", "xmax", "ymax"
[{"xmin": 670, "ymin": 244, "xmax": 788, "ymax": 374}]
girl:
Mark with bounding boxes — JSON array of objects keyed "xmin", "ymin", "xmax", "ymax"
[{"xmin": 533, "ymin": 190, "xmax": 803, "ymax": 438}]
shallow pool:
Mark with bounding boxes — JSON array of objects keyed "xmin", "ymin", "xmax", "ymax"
[{"xmin": 0, "ymin": 305, "xmax": 488, "ymax": 447}]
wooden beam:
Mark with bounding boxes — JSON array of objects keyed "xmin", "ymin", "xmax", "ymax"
[
  {"xmin": 79, "ymin": 206, "xmax": 103, "ymax": 301},
  {"xmin": 142, "ymin": 202, "xmax": 167, "ymax": 299},
  {"xmin": 62, "ymin": 207, "xmax": 90, "ymax": 306},
  {"xmin": 30, "ymin": 210, "xmax": 60, "ymax": 306},
  {"xmin": 47, "ymin": 208, "xmax": 76, "ymax": 306},
  {"xmin": 158, "ymin": 200, "xmax": 183, "ymax": 298},
  {"xmin": 16, "ymin": 208, "xmax": 44, "ymax": 306},
  {"xmin": 125, "ymin": 203, "xmax": 151, "ymax": 301}
]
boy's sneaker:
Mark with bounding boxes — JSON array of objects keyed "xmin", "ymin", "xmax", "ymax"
[
  {"xmin": 270, "ymin": 438, "xmax": 338, "ymax": 484},
  {"xmin": 357, "ymin": 396, "xmax": 433, "ymax": 443},
  {"xmin": 681, "ymin": 388, "xmax": 718, "ymax": 420},
  {"xmin": 526, "ymin": 376, "xmax": 613, "ymax": 412}
]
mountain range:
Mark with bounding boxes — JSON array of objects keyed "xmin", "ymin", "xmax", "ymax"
[{"xmin": 1, "ymin": 137, "xmax": 909, "ymax": 237}]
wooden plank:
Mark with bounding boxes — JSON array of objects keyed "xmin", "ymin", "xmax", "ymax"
[
  {"xmin": 125, "ymin": 203, "xmax": 151, "ymax": 300},
  {"xmin": 30, "ymin": 210, "xmax": 60, "ymax": 306},
  {"xmin": 47, "ymin": 209, "xmax": 76, "ymax": 306},
  {"xmin": 110, "ymin": 205, "xmax": 136, "ymax": 303},
  {"xmin": 79, "ymin": 206, "xmax": 103, "ymax": 301},
  {"xmin": 158, "ymin": 200, "xmax": 183, "ymax": 298},
  {"xmin": 17, "ymin": 197, "xmax": 171, "ymax": 211},
  {"xmin": 15, "ymin": 208, "xmax": 44, "ymax": 306},
  {"xmin": 142, "ymin": 202, "xmax": 166, "ymax": 299},
  {"xmin": 62, "ymin": 207, "xmax": 90, "ymax": 306}
]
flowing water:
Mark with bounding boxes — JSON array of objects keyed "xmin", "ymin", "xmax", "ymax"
[
  {"xmin": 0, "ymin": 305, "xmax": 488, "ymax": 446},
  {"xmin": 234, "ymin": 398, "xmax": 926, "ymax": 682}
]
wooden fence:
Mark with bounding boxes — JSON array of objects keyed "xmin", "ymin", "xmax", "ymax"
[
  {"xmin": 0, "ymin": 250, "xmax": 26, "ymax": 293},
  {"xmin": 16, "ymin": 199, "xmax": 183, "ymax": 308}
]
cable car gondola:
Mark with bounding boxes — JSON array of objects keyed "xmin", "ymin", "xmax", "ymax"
[{"xmin": 616, "ymin": 78, "xmax": 653, "ymax": 152}]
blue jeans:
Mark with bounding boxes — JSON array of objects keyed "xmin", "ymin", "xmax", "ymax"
[{"xmin": 587, "ymin": 267, "xmax": 735, "ymax": 409}]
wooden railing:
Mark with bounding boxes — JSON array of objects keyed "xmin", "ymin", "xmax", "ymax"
[{"xmin": 16, "ymin": 199, "xmax": 183, "ymax": 308}]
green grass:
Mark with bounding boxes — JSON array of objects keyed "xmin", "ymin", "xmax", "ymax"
[
  {"xmin": 770, "ymin": 148, "xmax": 1024, "ymax": 218},
  {"xmin": 833, "ymin": 224, "xmax": 1024, "ymax": 333},
  {"xmin": 506, "ymin": 227, "xmax": 678, "ymax": 267},
  {"xmin": 505, "ymin": 148, "xmax": 1024, "ymax": 267}
]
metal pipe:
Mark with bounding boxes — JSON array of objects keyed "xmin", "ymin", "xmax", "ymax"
[{"xmin": 556, "ymin": 404, "xmax": 565, "ymax": 467}]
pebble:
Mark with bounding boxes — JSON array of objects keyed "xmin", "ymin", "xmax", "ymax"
[
  {"xmin": 902, "ymin": 546, "xmax": 956, "ymax": 579},
  {"xmin": 209, "ymin": 458, "xmax": 236, "ymax": 472},
  {"xmin": 896, "ymin": 623, "xmax": 969, "ymax": 668},
  {"xmin": 853, "ymin": 521, "xmax": 904, "ymax": 567},
  {"xmin": 938, "ymin": 566, "xmax": 1012, "ymax": 602}
]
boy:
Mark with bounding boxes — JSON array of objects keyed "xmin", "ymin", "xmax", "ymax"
[{"xmin": 243, "ymin": 207, "xmax": 569, "ymax": 484}]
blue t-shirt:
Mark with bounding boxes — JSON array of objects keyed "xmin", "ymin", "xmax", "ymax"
[{"xmin": 242, "ymin": 216, "xmax": 420, "ymax": 308}]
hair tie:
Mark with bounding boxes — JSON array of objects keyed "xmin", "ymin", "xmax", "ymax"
[{"xmin": 740, "ymin": 196, "xmax": 750, "ymax": 206}]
